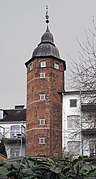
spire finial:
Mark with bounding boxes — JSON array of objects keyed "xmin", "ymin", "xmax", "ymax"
[{"xmin": 45, "ymin": 5, "xmax": 49, "ymax": 24}]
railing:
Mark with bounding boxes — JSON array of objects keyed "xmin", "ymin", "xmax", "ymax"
[
  {"xmin": 0, "ymin": 125, "xmax": 25, "ymax": 137},
  {"xmin": 10, "ymin": 132, "xmax": 25, "ymax": 139},
  {"xmin": 4, "ymin": 132, "xmax": 26, "ymax": 144}
]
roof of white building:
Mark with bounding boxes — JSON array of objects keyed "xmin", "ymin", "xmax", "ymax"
[{"xmin": 0, "ymin": 105, "xmax": 26, "ymax": 122}]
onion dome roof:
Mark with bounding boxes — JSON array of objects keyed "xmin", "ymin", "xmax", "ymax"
[{"xmin": 32, "ymin": 26, "xmax": 60, "ymax": 59}]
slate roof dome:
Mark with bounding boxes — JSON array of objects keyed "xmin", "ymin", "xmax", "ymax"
[
  {"xmin": 41, "ymin": 26, "xmax": 54, "ymax": 44},
  {"xmin": 32, "ymin": 26, "xmax": 60, "ymax": 59}
]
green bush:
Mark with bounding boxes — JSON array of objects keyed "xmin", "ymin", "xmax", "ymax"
[{"xmin": 0, "ymin": 156, "xmax": 96, "ymax": 178}]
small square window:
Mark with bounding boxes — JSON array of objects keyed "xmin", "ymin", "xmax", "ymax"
[
  {"xmin": 39, "ymin": 119, "xmax": 46, "ymax": 125},
  {"xmin": 40, "ymin": 94, "xmax": 46, "ymax": 100},
  {"xmin": 70, "ymin": 99, "xmax": 77, "ymax": 107},
  {"xmin": 29, "ymin": 62, "xmax": 33, "ymax": 71},
  {"xmin": 40, "ymin": 73, "xmax": 45, "ymax": 79},
  {"xmin": 41, "ymin": 61, "xmax": 46, "ymax": 67},
  {"xmin": 54, "ymin": 63, "xmax": 59, "ymax": 69},
  {"xmin": 39, "ymin": 137, "xmax": 46, "ymax": 144}
]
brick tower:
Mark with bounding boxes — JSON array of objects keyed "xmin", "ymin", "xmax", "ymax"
[{"xmin": 25, "ymin": 9, "xmax": 66, "ymax": 157}]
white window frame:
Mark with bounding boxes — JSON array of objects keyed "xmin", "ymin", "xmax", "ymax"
[
  {"xmin": 41, "ymin": 61, "xmax": 46, "ymax": 67},
  {"xmin": 40, "ymin": 73, "xmax": 45, "ymax": 79},
  {"xmin": 29, "ymin": 62, "xmax": 33, "ymax": 71},
  {"xmin": 40, "ymin": 94, "xmax": 46, "ymax": 100},
  {"xmin": 39, "ymin": 119, "xmax": 46, "ymax": 125},
  {"xmin": 54, "ymin": 62, "xmax": 59, "ymax": 69},
  {"xmin": 39, "ymin": 137, "xmax": 46, "ymax": 144}
]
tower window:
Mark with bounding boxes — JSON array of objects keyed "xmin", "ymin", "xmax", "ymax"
[
  {"xmin": 41, "ymin": 61, "xmax": 46, "ymax": 67},
  {"xmin": 39, "ymin": 119, "xmax": 46, "ymax": 125},
  {"xmin": 29, "ymin": 62, "xmax": 33, "ymax": 71},
  {"xmin": 40, "ymin": 73, "xmax": 45, "ymax": 79},
  {"xmin": 54, "ymin": 62, "xmax": 59, "ymax": 69},
  {"xmin": 70, "ymin": 99, "xmax": 77, "ymax": 107},
  {"xmin": 40, "ymin": 94, "xmax": 46, "ymax": 100},
  {"xmin": 39, "ymin": 137, "xmax": 46, "ymax": 144}
]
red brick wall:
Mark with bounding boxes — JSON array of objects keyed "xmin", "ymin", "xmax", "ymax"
[{"xmin": 26, "ymin": 57, "xmax": 65, "ymax": 157}]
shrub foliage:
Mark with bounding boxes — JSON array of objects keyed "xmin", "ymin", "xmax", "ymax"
[{"xmin": 0, "ymin": 156, "xmax": 96, "ymax": 178}]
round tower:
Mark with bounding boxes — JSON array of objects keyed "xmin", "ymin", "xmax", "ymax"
[{"xmin": 25, "ymin": 9, "xmax": 66, "ymax": 157}]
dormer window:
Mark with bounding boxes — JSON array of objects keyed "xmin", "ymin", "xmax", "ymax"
[
  {"xmin": 29, "ymin": 62, "xmax": 33, "ymax": 71},
  {"xmin": 41, "ymin": 61, "xmax": 46, "ymax": 67},
  {"xmin": 54, "ymin": 62, "xmax": 59, "ymax": 69}
]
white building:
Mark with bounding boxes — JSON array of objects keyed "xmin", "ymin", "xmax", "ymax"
[
  {"xmin": 0, "ymin": 105, "xmax": 26, "ymax": 158},
  {"xmin": 63, "ymin": 90, "xmax": 96, "ymax": 158}
]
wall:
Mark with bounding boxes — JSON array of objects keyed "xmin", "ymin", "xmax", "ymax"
[{"xmin": 62, "ymin": 93, "xmax": 81, "ymax": 156}]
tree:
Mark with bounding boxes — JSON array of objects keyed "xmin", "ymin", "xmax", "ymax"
[
  {"xmin": 69, "ymin": 18, "xmax": 96, "ymax": 91},
  {"xmin": 66, "ymin": 18, "xmax": 96, "ymax": 158}
]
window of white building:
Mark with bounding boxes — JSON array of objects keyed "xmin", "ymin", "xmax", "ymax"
[
  {"xmin": 54, "ymin": 62, "xmax": 59, "ymax": 69},
  {"xmin": 70, "ymin": 99, "xmax": 77, "ymax": 107},
  {"xmin": 67, "ymin": 141, "xmax": 80, "ymax": 154},
  {"xmin": 67, "ymin": 115, "xmax": 80, "ymax": 129},
  {"xmin": 40, "ymin": 94, "xmax": 46, "ymax": 100},
  {"xmin": 40, "ymin": 73, "xmax": 45, "ymax": 79},
  {"xmin": 89, "ymin": 140, "xmax": 96, "ymax": 157},
  {"xmin": 39, "ymin": 119, "xmax": 46, "ymax": 125},
  {"xmin": 82, "ymin": 112, "xmax": 96, "ymax": 128},
  {"xmin": 40, "ymin": 61, "xmax": 46, "ymax": 67},
  {"xmin": 39, "ymin": 137, "xmax": 46, "ymax": 144},
  {"xmin": 10, "ymin": 147, "xmax": 20, "ymax": 157},
  {"xmin": 11, "ymin": 125, "xmax": 20, "ymax": 139}
]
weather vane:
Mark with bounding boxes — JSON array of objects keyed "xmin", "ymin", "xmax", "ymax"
[{"xmin": 45, "ymin": 5, "xmax": 49, "ymax": 24}]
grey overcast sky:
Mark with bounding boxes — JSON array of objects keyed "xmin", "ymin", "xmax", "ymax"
[{"xmin": 0, "ymin": 0, "xmax": 96, "ymax": 109}]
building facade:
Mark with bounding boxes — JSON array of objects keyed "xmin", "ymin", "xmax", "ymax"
[
  {"xmin": 0, "ymin": 105, "xmax": 26, "ymax": 158},
  {"xmin": 63, "ymin": 90, "xmax": 96, "ymax": 158},
  {"xmin": 25, "ymin": 23, "xmax": 66, "ymax": 157}
]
